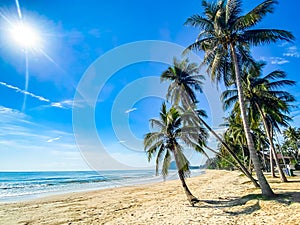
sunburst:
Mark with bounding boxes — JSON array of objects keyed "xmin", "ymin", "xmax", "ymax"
[{"xmin": 10, "ymin": 22, "xmax": 41, "ymax": 49}]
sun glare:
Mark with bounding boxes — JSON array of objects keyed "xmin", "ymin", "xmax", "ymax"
[{"xmin": 10, "ymin": 22, "xmax": 41, "ymax": 49}]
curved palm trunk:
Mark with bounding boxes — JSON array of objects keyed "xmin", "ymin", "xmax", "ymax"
[
  {"xmin": 200, "ymin": 118, "xmax": 260, "ymax": 188},
  {"xmin": 256, "ymin": 104, "xmax": 287, "ymax": 182},
  {"xmin": 173, "ymin": 147, "xmax": 199, "ymax": 206},
  {"xmin": 230, "ymin": 44, "xmax": 274, "ymax": 197}
]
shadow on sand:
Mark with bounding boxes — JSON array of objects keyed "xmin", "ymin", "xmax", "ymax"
[{"xmin": 193, "ymin": 191, "xmax": 300, "ymax": 215}]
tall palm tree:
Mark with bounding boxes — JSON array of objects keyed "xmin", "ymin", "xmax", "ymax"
[
  {"xmin": 144, "ymin": 103, "xmax": 205, "ymax": 206},
  {"xmin": 185, "ymin": 0, "xmax": 294, "ymax": 197},
  {"xmin": 161, "ymin": 57, "xmax": 260, "ymax": 187},
  {"xmin": 222, "ymin": 62, "xmax": 295, "ymax": 182}
]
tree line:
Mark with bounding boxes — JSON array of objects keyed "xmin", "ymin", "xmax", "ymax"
[{"xmin": 143, "ymin": 0, "xmax": 297, "ymax": 205}]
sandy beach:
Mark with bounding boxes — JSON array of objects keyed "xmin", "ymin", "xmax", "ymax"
[{"xmin": 0, "ymin": 170, "xmax": 299, "ymax": 225}]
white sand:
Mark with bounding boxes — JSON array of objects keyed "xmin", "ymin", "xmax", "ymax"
[{"xmin": 0, "ymin": 170, "xmax": 299, "ymax": 225}]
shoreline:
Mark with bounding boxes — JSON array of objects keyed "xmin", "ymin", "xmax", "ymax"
[
  {"xmin": 0, "ymin": 169, "xmax": 205, "ymax": 204},
  {"xmin": 0, "ymin": 170, "xmax": 299, "ymax": 224}
]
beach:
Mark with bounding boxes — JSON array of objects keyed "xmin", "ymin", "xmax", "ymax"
[{"xmin": 0, "ymin": 170, "xmax": 299, "ymax": 225}]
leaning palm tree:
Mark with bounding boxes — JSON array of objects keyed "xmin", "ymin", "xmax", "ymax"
[
  {"xmin": 161, "ymin": 57, "xmax": 260, "ymax": 187},
  {"xmin": 222, "ymin": 62, "xmax": 295, "ymax": 182},
  {"xmin": 144, "ymin": 103, "xmax": 205, "ymax": 206},
  {"xmin": 185, "ymin": 0, "xmax": 294, "ymax": 197}
]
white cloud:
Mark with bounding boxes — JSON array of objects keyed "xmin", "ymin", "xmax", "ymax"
[
  {"xmin": 259, "ymin": 56, "xmax": 289, "ymax": 65},
  {"xmin": 0, "ymin": 81, "xmax": 50, "ymax": 102},
  {"xmin": 278, "ymin": 42, "xmax": 289, "ymax": 47},
  {"xmin": 47, "ymin": 136, "xmax": 61, "ymax": 143},
  {"xmin": 125, "ymin": 107, "xmax": 137, "ymax": 114},
  {"xmin": 283, "ymin": 46, "xmax": 300, "ymax": 58},
  {"xmin": 270, "ymin": 57, "xmax": 289, "ymax": 65},
  {"xmin": 51, "ymin": 99, "xmax": 84, "ymax": 109},
  {"xmin": 0, "ymin": 105, "xmax": 26, "ymax": 119},
  {"xmin": 51, "ymin": 102, "xmax": 66, "ymax": 109},
  {"xmin": 0, "ymin": 106, "xmax": 87, "ymax": 170}
]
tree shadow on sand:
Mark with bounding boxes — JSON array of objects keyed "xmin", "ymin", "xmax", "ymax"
[{"xmin": 193, "ymin": 191, "xmax": 300, "ymax": 215}]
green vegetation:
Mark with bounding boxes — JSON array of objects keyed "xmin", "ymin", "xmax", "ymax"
[{"xmin": 144, "ymin": 0, "xmax": 297, "ymax": 201}]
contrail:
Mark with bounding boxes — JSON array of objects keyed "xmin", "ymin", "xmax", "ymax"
[
  {"xmin": 0, "ymin": 81, "xmax": 50, "ymax": 103},
  {"xmin": 15, "ymin": 0, "xmax": 23, "ymax": 19}
]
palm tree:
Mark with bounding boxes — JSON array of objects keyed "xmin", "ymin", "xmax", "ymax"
[
  {"xmin": 161, "ymin": 57, "xmax": 260, "ymax": 188},
  {"xmin": 282, "ymin": 126, "xmax": 300, "ymax": 160},
  {"xmin": 222, "ymin": 62, "xmax": 295, "ymax": 182},
  {"xmin": 161, "ymin": 57, "xmax": 204, "ymax": 108},
  {"xmin": 144, "ymin": 103, "xmax": 205, "ymax": 206},
  {"xmin": 223, "ymin": 112, "xmax": 249, "ymax": 166},
  {"xmin": 185, "ymin": 0, "xmax": 294, "ymax": 197}
]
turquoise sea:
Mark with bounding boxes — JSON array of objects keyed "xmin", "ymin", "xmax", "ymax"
[{"xmin": 0, "ymin": 169, "xmax": 204, "ymax": 202}]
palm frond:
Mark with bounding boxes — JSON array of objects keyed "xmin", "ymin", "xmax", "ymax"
[
  {"xmin": 144, "ymin": 132, "xmax": 164, "ymax": 150},
  {"xmin": 242, "ymin": 29, "xmax": 294, "ymax": 46},
  {"xmin": 184, "ymin": 14, "xmax": 213, "ymax": 31},
  {"xmin": 233, "ymin": 0, "xmax": 276, "ymax": 30}
]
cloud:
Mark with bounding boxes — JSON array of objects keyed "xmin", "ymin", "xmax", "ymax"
[
  {"xmin": 51, "ymin": 102, "xmax": 66, "ymax": 109},
  {"xmin": 125, "ymin": 108, "xmax": 137, "ymax": 114},
  {"xmin": 0, "ymin": 81, "xmax": 84, "ymax": 111},
  {"xmin": 278, "ymin": 42, "xmax": 289, "ymax": 47},
  {"xmin": 0, "ymin": 81, "xmax": 50, "ymax": 102},
  {"xmin": 88, "ymin": 28, "xmax": 112, "ymax": 38},
  {"xmin": 259, "ymin": 56, "xmax": 290, "ymax": 65},
  {"xmin": 0, "ymin": 105, "xmax": 88, "ymax": 170},
  {"xmin": 51, "ymin": 99, "xmax": 85, "ymax": 109},
  {"xmin": 0, "ymin": 105, "xmax": 26, "ymax": 119},
  {"xmin": 0, "ymin": 106, "xmax": 73, "ymax": 144},
  {"xmin": 47, "ymin": 136, "xmax": 61, "ymax": 143},
  {"xmin": 269, "ymin": 57, "xmax": 289, "ymax": 65},
  {"xmin": 283, "ymin": 46, "xmax": 300, "ymax": 58},
  {"xmin": 119, "ymin": 140, "xmax": 126, "ymax": 143}
]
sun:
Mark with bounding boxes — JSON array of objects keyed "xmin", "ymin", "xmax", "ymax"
[{"xmin": 10, "ymin": 22, "xmax": 41, "ymax": 49}]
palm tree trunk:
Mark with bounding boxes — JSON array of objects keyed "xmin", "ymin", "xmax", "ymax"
[
  {"xmin": 270, "ymin": 148, "xmax": 275, "ymax": 177},
  {"xmin": 230, "ymin": 43, "xmax": 274, "ymax": 197},
  {"xmin": 248, "ymin": 158, "xmax": 253, "ymax": 174},
  {"xmin": 173, "ymin": 147, "xmax": 199, "ymax": 206},
  {"xmin": 269, "ymin": 125, "xmax": 276, "ymax": 178},
  {"xmin": 261, "ymin": 146, "xmax": 267, "ymax": 172},
  {"xmin": 242, "ymin": 147, "xmax": 246, "ymax": 167},
  {"xmin": 256, "ymin": 104, "xmax": 287, "ymax": 182},
  {"xmin": 199, "ymin": 118, "xmax": 260, "ymax": 188}
]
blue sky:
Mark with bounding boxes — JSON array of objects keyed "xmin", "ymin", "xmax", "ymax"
[{"xmin": 0, "ymin": 0, "xmax": 299, "ymax": 171}]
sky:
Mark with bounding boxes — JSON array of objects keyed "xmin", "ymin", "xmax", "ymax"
[{"xmin": 0, "ymin": 0, "xmax": 299, "ymax": 171}]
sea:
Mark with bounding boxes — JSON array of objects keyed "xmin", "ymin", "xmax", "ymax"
[{"xmin": 0, "ymin": 169, "xmax": 204, "ymax": 203}]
